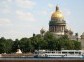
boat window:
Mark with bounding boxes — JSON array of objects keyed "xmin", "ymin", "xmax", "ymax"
[
  {"xmin": 69, "ymin": 52, "xmax": 74, "ymax": 54},
  {"xmin": 62, "ymin": 52, "xmax": 67, "ymax": 54},
  {"xmin": 52, "ymin": 52, "xmax": 55, "ymax": 53},
  {"xmin": 75, "ymin": 52, "xmax": 79, "ymax": 54},
  {"xmin": 45, "ymin": 52, "xmax": 47, "ymax": 53},
  {"xmin": 58, "ymin": 52, "xmax": 61, "ymax": 53},
  {"xmin": 47, "ymin": 52, "xmax": 50, "ymax": 53},
  {"xmin": 79, "ymin": 52, "xmax": 81, "ymax": 54},
  {"xmin": 35, "ymin": 52, "xmax": 38, "ymax": 54}
]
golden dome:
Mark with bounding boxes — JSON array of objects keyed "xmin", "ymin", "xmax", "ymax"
[{"xmin": 51, "ymin": 6, "xmax": 64, "ymax": 19}]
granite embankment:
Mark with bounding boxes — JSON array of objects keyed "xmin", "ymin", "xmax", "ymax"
[{"xmin": 0, "ymin": 60, "xmax": 84, "ymax": 62}]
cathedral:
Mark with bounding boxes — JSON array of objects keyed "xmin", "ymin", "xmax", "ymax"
[
  {"xmin": 49, "ymin": 6, "xmax": 66, "ymax": 38},
  {"xmin": 40, "ymin": 6, "xmax": 84, "ymax": 50},
  {"xmin": 48, "ymin": 6, "xmax": 84, "ymax": 50},
  {"xmin": 49, "ymin": 6, "xmax": 74, "ymax": 39}
]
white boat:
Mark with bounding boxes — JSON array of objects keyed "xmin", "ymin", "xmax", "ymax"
[{"xmin": 34, "ymin": 50, "xmax": 84, "ymax": 58}]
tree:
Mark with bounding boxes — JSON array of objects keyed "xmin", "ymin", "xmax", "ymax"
[
  {"xmin": 30, "ymin": 34, "xmax": 43, "ymax": 50},
  {"xmin": 0, "ymin": 37, "xmax": 7, "ymax": 53},
  {"xmin": 40, "ymin": 28, "xmax": 45, "ymax": 36},
  {"xmin": 11, "ymin": 39, "xmax": 20, "ymax": 53},
  {"xmin": 44, "ymin": 31, "xmax": 58, "ymax": 50},
  {"xmin": 20, "ymin": 38, "xmax": 34, "ymax": 53},
  {"xmin": 73, "ymin": 40, "xmax": 81, "ymax": 50},
  {"xmin": 0, "ymin": 31, "xmax": 81, "ymax": 53},
  {"xmin": 0, "ymin": 37, "xmax": 13, "ymax": 54},
  {"xmin": 4, "ymin": 39, "xmax": 13, "ymax": 53}
]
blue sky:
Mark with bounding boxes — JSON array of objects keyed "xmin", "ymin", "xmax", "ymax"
[{"xmin": 0, "ymin": 0, "xmax": 84, "ymax": 40}]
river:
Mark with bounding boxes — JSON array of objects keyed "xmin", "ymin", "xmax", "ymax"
[{"xmin": 0, "ymin": 57, "xmax": 84, "ymax": 60}]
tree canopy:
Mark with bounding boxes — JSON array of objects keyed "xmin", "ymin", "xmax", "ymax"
[{"xmin": 0, "ymin": 31, "xmax": 81, "ymax": 53}]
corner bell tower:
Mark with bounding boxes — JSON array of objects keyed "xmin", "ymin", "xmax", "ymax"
[{"xmin": 49, "ymin": 6, "xmax": 66, "ymax": 36}]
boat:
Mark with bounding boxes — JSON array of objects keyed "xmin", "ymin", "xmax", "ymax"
[{"xmin": 34, "ymin": 50, "xmax": 84, "ymax": 58}]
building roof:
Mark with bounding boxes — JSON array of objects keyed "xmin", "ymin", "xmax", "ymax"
[{"xmin": 51, "ymin": 6, "xmax": 64, "ymax": 19}]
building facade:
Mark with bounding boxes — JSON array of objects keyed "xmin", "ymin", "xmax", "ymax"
[
  {"xmin": 80, "ymin": 32, "xmax": 84, "ymax": 50},
  {"xmin": 49, "ymin": 6, "xmax": 66, "ymax": 37}
]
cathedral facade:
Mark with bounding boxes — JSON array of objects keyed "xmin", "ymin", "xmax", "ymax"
[
  {"xmin": 49, "ymin": 6, "xmax": 66, "ymax": 37},
  {"xmin": 49, "ymin": 6, "xmax": 84, "ymax": 50}
]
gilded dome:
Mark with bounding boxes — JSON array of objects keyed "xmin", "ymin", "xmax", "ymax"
[{"xmin": 51, "ymin": 6, "xmax": 64, "ymax": 19}]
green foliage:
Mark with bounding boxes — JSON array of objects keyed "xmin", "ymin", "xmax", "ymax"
[
  {"xmin": 0, "ymin": 37, "xmax": 13, "ymax": 54},
  {"xmin": 11, "ymin": 39, "xmax": 19, "ymax": 53},
  {"xmin": 19, "ymin": 38, "xmax": 33, "ymax": 53},
  {"xmin": 5, "ymin": 39, "xmax": 13, "ymax": 53},
  {"xmin": 0, "ymin": 32, "xmax": 81, "ymax": 53},
  {"xmin": 57, "ymin": 35, "xmax": 81, "ymax": 50}
]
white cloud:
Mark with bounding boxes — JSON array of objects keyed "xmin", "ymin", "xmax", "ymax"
[
  {"xmin": 0, "ymin": 30, "xmax": 26, "ymax": 40},
  {"xmin": 40, "ymin": 10, "xmax": 48, "ymax": 15},
  {"xmin": 62, "ymin": 9, "xmax": 71, "ymax": 17},
  {"xmin": 1, "ymin": 1, "xmax": 9, "ymax": 9},
  {"xmin": 16, "ymin": 0, "xmax": 36, "ymax": 8},
  {"xmin": 1, "ymin": 0, "xmax": 12, "ymax": 4},
  {"xmin": 16, "ymin": 10, "xmax": 36, "ymax": 21},
  {"xmin": 66, "ymin": 11, "xmax": 71, "ymax": 16},
  {"xmin": 2, "ymin": 9, "xmax": 11, "ymax": 14},
  {"xmin": 7, "ymin": 0, "xmax": 12, "ymax": 2},
  {"xmin": 0, "ymin": 18, "xmax": 11, "ymax": 25},
  {"xmin": 7, "ymin": 30, "xmax": 26, "ymax": 37},
  {"xmin": 48, "ymin": 3, "xmax": 53, "ymax": 8},
  {"xmin": 0, "ymin": 0, "xmax": 11, "ymax": 14}
]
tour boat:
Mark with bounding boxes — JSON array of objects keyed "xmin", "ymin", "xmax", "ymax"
[{"xmin": 34, "ymin": 50, "xmax": 84, "ymax": 58}]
